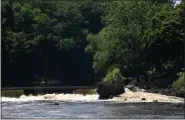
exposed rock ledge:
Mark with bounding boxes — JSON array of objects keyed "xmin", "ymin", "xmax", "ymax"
[{"xmin": 110, "ymin": 88, "xmax": 184, "ymax": 103}]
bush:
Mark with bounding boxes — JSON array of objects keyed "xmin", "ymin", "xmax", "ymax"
[
  {"xmin": 103, "ymin": 68, "xmax": 126, "ymax": 83},
  {"xmin": 171, "ymin": 72, "xmax": 185, "ymax": 91}
]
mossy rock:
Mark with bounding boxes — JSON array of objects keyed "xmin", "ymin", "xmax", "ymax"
[
  {"xmin": 73, "ymin": 89, "xmax": 96, "ymax": 95},
  {"xmin": 2, "ymin": 90, "xmax": 24, "ymax": 97}
]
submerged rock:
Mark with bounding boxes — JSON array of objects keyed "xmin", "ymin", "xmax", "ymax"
[
  {"xmin": 53, "ymin": 102, "xmax": 59, "ymax": 105},
  {"xmin": 53, "ymin": 103, "xmax": 59, "ymax": 105},
  {"xmin": 174, "ymin": 103, "xmax": 184, "ymax": 108},
  {"xmin": 97, "ymin": 81, "xmax": 125, "ymax": 99},
  {"xmin": 153, "ymin": 100, "xmax": 158, "ymax": 102},
  {"xmin": 141, "ymin": 98, "xmax": 146, "ymax": 100},
  {"xmin": 50, "ymin": 102, "xmax": 59, "ymax": 105}
]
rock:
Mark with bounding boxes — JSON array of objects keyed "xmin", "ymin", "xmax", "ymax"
[
  {"xmin": 125, "ymin": 85, "xmax": 134, "ymax": 89},
  {"xmin": 175, "ymin": 104, "xmax": 184, "ymax": 108},
  {"xmin": 140, "ymin": 89, "xmax": 146, "ymax": 92},
  {"xmin": 50, "ymin": 102, "xmax": 59, "ymax": 105},
  {"xmin": 124, "ymin": 98, "xmax": 127, "ymax": 101},
  {"xmin": 125, "ymin": 85, "xmax": 137, "ymax": 92},
  {"xmin": 146, "ymin": 89, "xmax": 160, "ymax": 93},
  {"xmin": 132, "ymin": 87, "xmax": 139, "ymax": 92},
  {"xmin": 108, "ymin": 95, "xmax": 114, "ymax": 99},
  {"xmin": 178, "ymin": 89, "xmax": 185, "ymax": 98},
  {"xmin": 169, "ymin": 88, "xmax": 185, "ymax": 98},
  {"xmin": 125, "ymin": 85, "xmax": 146, "ymax": 92},
  {"xmin": 170, "ymin": 91, "xmax": 177, "ymax": 96},
  {"xmin": 97, "ymin": 81, "xmax": 125, "ymax": 99},
  {"xmin": 115, "ymin": 95, "xmax": 121, "ymax": 97},
  {"xmin": 97, "ymin": 82, "xmax": 114, "ymax": 99},
  {"xmin": 143, "ymin": 85, "xmax": 150, "ymax": 89},
  {"xmin": 141, "ymin": 98, "xmax": 146, "ymax": 100},
  {"xmin": 159, "ymin": 89, "xmax": 170, "ymax": 96},
  {"xmin": 153, "ymin": 100, "xmax": 158, "ymax": 102},
  {"xmin": 53, "ymin": 102, "xmax": 59, "ymax": 105}
]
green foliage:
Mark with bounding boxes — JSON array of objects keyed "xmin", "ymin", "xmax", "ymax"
[
  {"xmin": 86, "ymin": 0, "xmax": 184, "ymax": 86},
  {"xmin": 2, "ymin": 0, "xmax": 184, "ymax": 89},
  {"xmin": 2, "ymin": 1, "xmax": 106, "ymax": 87},
  {"xmin": 86, "ymin": 28, "xmax": 113, "ymax": 74},
  {"xmin": 103, "ymin": 68, "xmax": 126, "ymax": 84},
  {"xmin": 171, "ymin": 72, "xmax": 185, "ymax": 91}
]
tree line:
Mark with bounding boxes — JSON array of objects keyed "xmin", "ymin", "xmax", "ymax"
[{"xmin": 2, "ymin": 0, "xmax": 184, "ymax": 89}]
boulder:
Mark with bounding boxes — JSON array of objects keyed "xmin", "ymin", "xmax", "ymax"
[
  {"xmin": 53, "ymin": 102, "xmax": 59, "ymax": 105},
  {"xmin": 125, "ymin": 85, "xmax": 134, "ymax": 89},
  {"xmin": 169, "ymin": 88, "xmax": 185, "ymax": 98},
  {"xmin": 97, "ymin": 81, "xmax": 125, "ymax": 99},
  {"xmin": 177, "ymin": 89, "xmax": 185, "ymax": 98},
  {"xmin": 125, "ymin": 85, "xmax": 146, "ymax": 92},
  {"xmin": 50, "ymin": 102, "xmax": 59, "ymax": 106},
  {"xmin": 153, "ymin": 100, "xmax": 158, "ymax": 102},
  {"xmin": 141, "ymin": 98, "xmax": 146, "ymax": 100},
  {"xmin": 175, "ymin": 103, "xmax": 184, "ymax": 108}
]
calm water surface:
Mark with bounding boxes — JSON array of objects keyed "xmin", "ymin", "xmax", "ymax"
[{"xmin": 2, "ymin": 100, "xmax": 184, "ymax": 119}]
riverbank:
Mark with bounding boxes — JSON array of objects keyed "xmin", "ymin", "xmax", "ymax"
[{"xmin": 111, "ymin": 88, "xmax": 184, "ymax": 103}]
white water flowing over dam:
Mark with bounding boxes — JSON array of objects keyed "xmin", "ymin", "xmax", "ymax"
[
  {"xmin": 2, "ymin": 88, "xmax": 184, "ymax": 103},
  {"xmin": 2, "ymin": 88, "xmax": 184, "ymax": 119}
]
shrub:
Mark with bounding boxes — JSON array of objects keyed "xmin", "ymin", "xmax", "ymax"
[
  {"xmin": 103, "ymin": 68, "xmax": 126, "ymax": 84},
  {"xmin": 171, "ymin": 72, "xmax": 185, "ymax": 91}
]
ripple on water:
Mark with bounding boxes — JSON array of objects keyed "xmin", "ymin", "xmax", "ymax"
[{"xmin": 2, "ymin": 100, "xmax": 184, "ymax": 119}]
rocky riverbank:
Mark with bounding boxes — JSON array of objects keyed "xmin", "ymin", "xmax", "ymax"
[{"xmin": 111, "ymin": 88, "xmax": 184, "ymax": 103}]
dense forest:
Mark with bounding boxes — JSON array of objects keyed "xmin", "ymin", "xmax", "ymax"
[{"xmin": 2, "ymin": 0, "xmax": 184, "ymax": 92}]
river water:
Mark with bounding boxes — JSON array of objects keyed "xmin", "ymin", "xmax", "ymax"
[{"xmin": 1, "ymin": 88, "xmax": 185, "ymax": 119}]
